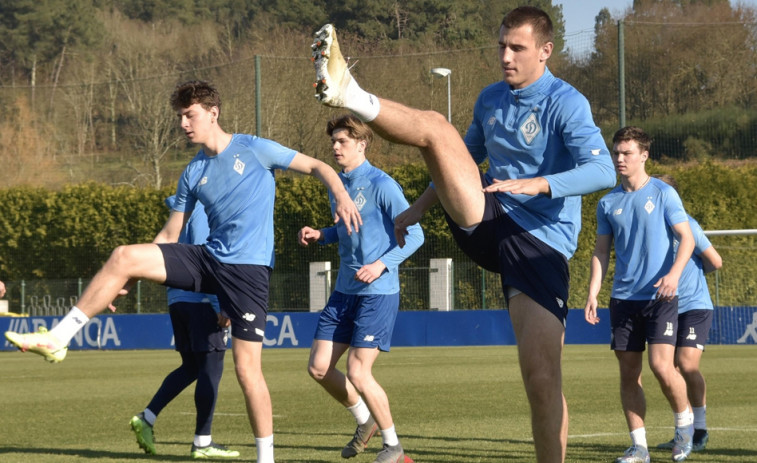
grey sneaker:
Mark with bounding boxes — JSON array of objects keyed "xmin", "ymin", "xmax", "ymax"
[
  {"xmin": 311, "ymin": 24, "xmax": 352, "ymax": 107},
  {"xmin": 658, "ymin": 428, "xmax": 709, "ymax": 452},
  {"xmin": 672, "ymin": 425, "xmax": 694, "ymax": 461},
  {"xmin": 615, "ymin": 445, "xmax": 650, "ymax": 463},
  {"xmin": 129, "ymin": 412, "xmax": 156, "ymax": 455},
  {"xmin": 692, "ymin": 428, "xmax": 709, "ymax": 451},
  {"xmin": 191, "ymin": 441, "xmax": 240, "ymax": 460},
  {"xmin": 341, "ymin": 416, "xmax": 378, "ymax": 458},
  {"xmin": 373, "ymin": 443, "xmax": 404, "ymax": 463}
]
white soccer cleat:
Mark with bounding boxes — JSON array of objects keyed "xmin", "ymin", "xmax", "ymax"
[
  {"xmin": 5, "ymin": 327, "xmax": 68, "ymax": 363},
  {"xmin": 311, "ymin": 24, "xmax": 352, "ymax": 107}
]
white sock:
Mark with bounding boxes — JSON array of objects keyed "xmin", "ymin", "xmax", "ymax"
[
  {"xmin": 675, "ymin": 406, "xmax": 694, "ymax": 428},
  {"xmin": 693, "ymin": 405, "xmax": 707, "ymax": 429},
  {"xmin": 256, "ymin": 434, "xmax": 274, "ymax": 463},
  {"xmin": 630, "ymin": 427, "xmax": 647, "ymax": 449},
  {"xmin": 347, "ymin": 397, "xmax": 371, "ymax": 425},
  {"xmin": 49, "ymin": 306, "xmax": 89, "ymax": 344},
  {"xmin": 143, "ymin": 408, "xmax": 157, "ymax": 426},
  {"xmin": 381, "ymin": 425, "xmax": 399, "ymax": 447},
  {"xmin": 343, "ymin": 75, "xmax": 380, "ymax": 122},
  {"xmin": 194, "ymin": 434, "xmax": 212, "ymax": 447}
]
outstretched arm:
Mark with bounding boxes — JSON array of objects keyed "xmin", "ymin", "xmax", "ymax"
[{"xmin": 287, "ymin": 153, "xmax": 362, "ymax": 234}]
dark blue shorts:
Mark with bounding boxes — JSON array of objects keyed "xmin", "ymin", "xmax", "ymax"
[
  {"xmin": 676, "ymin": 309, "xmax": 713, "ymax": 350},
  {"xmin": 445, "ymin": 173, "xmax": 570, "ymax": 324},
  {"xmin": 314, "ymin": 291, "xmax": 400, "ymax": 352},
  {"xmin": 169, "ymin": 301, "xmax": 228, "ymax": 352},
  {"xmin": 159, "ymin": 243, "xmax": 271, "ymax": 342},
  {"xmin": 610, "ymin": 297, "xmax": 679, "ymax": 351}
]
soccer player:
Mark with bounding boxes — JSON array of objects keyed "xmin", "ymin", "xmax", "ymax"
[
  {"xmin": 311, "ymin": 6, "xmax": 616, "ymax": 462},
  {"xmin": 129, "ymin": 196, "xmax": 238, "ymax": 459},
  {"xmin": 5, "ymin": 80, "xmax": 362, "ymax": 463},
  {"xmin": 652, "ymin": 174, "xmax": 722, "ymax": 453},
  {"xmin": 584, "ymin": 126, "xmax": 696, "ymax": 463},
  {"xmin": 299, "ymin": 115, "xmax": 423, "ymax": 463}
]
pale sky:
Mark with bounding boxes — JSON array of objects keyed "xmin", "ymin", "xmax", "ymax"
[{"xmin": 556, "ymin": 0, "xmax": 757, "ymax": 35}]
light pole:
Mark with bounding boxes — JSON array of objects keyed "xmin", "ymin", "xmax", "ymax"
[{"xmin": 430, "ymin": 67, "xmax": 452, "ymax": 123}]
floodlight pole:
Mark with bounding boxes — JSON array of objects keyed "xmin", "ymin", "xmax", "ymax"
[{"xmin": 431, "ymin": 67, "xmax": 452, "ymax": 123}]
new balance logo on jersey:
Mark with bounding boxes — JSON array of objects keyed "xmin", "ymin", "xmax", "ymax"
[
  {"xmin": 686, "ymin": 327, "xmax": 697, "ymax": 341},
  {"xmin": 664, "ymin": 322, "xmax": 674, "ymax": 337}
]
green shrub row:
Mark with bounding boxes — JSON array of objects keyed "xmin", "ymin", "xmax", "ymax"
[{"xmin": 1, "ymin": 161, "xmax": 755, "ymax": 308}]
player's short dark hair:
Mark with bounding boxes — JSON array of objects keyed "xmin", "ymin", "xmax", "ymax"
[
  {"xmin": 326, "ymin": 114, "xmax": 374, "ymax": 151},
  {"xmin": 653, "ymin": 174, "xmax": 679, "ymax": 192},
  {"xmin": 170, "ymin": 80, "xmax": 222, "ymax": 115},
  {"xmin": 502, "ymin": 6, "xmax": 554, "ymax": 46},
  {"xmin": 613, "ymin": 126, "xmax": 652, "ymax": 153}
]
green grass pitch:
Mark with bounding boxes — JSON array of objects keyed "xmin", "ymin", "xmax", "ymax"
[{"xmin": 1, "ymin": 345, "xmax": 755, "ymax": 462}]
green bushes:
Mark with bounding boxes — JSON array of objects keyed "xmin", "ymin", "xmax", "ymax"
[{"xmin": 0, "ymin": 161, "xmax": 755, "ymax": 309}]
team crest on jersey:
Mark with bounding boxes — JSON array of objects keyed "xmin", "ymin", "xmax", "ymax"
[
  {"xmin": 353, "ymin": 191, "xmax": 367, "ymax": 211},
  {"xmin": 614, "ymin": 208, "xmax": 623, "ymax": 216},
  {"xmin": 233, "ymin": 154, "xmax": 245, "ymax": 175},
  {"xmin": 520, "ymin": 113, "xmax": 541, "ymax": 145},
  {"xmin": 644, "ymin": 199, "xmax": 655, "ymax": 214},
  {"xmin": 199, "ymin": 176, "xmax": 208, "ymax": 186},
  {"xmin": 487, "ymin": 116, "xmax": 497, "ymax": 127}
]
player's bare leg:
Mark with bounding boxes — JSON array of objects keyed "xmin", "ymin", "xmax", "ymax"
[
  {"xmin": 312, "ymin": 24, "xmax": 484, "ymax": 229},
  {"xmin": 509, "ymin": 293, "xmax": 567, "ymax": 463},
  {"xmin": 232, "ymin": 337, "xmax": 274, "ymax": 462}
]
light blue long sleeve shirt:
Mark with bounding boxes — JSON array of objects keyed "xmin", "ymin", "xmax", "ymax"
[
  {"xmin": 320, "ymin": 160, "xmax": 424, "ymax": 295},
  {"xmin": 464, "ymin": 67, "xmax": 616, "ymax": 259}
]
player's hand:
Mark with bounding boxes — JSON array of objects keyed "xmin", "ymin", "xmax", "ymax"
[
  {"xmin": 354, "ymin": 261, "xmax": 386, "ymax": 284},
  {"xmin": 298, "ymin": 226, "xmax": 321, "ymax": 246},
  {"xmin": 653, "ymin": 275, "xmax": 678, "ymax": 301},
  {"xmin": 394, "ymin": 206, "xmax": 423, "ymax": 248},
  {"xmin": 482, "ymin": 177, "xmax": 550, "ymax": 197},
  {"xmin": 584, "ymin": 297, "xmax": 600, "ymax": 325},
  {"xmin": 217, "ymin": 313, "xmax": 231, "ymax": 328},
  {"xmin": 0, "ymin": 281, "xmax": 6, "ymax": 298},
  {"xmin": 333, "ymin": 192, "xmax": 362, "ymax": 235}
]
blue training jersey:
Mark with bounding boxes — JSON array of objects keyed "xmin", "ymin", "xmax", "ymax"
[
  {"xmin": 173, "ymin": 133, "xmax": 296, "ymax": 266},
  {"xmin": 677, "ymin": 216, "xmax": 715, "ymax": 313},
  {"xmin": 464, "ymin": 67, "xmax": 616, "ymax": 259},
  {"xmin": 164, "ymin": 196, "xmax": 220, "ymax": 311},
  {"xmin": 320, "ymin": 160, "xmax": 424, "ymax": 295},
  {"xmin": 597, "ymin": 177, "xmax": 689, "ymax": 300}
]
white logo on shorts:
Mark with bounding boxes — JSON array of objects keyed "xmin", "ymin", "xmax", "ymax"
[
  {"xmin": 663, "ymin": 322, "xmax": 674, "ymax": 337},
  {"xmin": 243, "ymin": 313, "xmax": 256, "ymax": 322},
  {"xmin": 686, "ymin": 327, "xmax": 697, "ymax": 340},
  {"xmin": 363, "ymin": 335, "xmax": 375, "ymax": 342}
]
